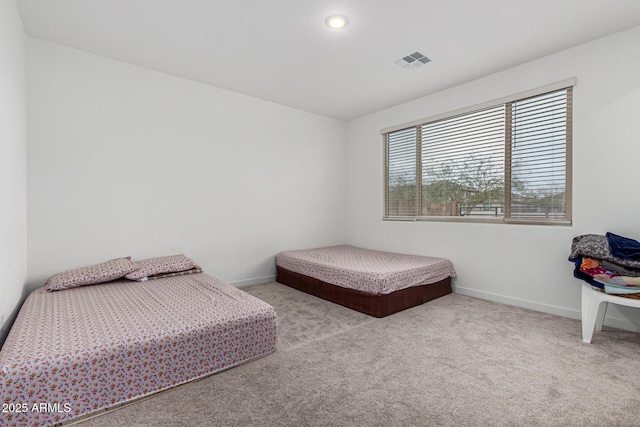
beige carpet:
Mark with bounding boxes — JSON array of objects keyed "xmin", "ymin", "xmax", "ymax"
[{"xmin": 78, "ymin": 282, "xmax": 640, "ymax": 427}]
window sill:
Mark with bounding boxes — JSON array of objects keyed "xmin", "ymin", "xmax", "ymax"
[{"xmin": 383, "ymin": 216, "xmax": 572, "ymax": 226}]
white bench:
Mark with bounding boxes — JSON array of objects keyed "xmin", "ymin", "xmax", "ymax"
[{"xmin": 581, "ymin": 282, "xmax": 640, "ymax": 343}]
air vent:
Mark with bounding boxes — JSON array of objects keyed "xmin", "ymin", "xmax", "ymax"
[{"xmin": 394, "ymin": 51, "xmax": 431, "ymax": 69}]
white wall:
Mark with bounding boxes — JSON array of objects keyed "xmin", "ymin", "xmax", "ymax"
[
  {"xmin": 0, "ymin": 0, "xmax": 27, "ymax": 332},
  {"xmin": 22, "ymin": 23, "xmax": 640, "ymax": 333},
  {"xmin": 27, "ymin": 39, "xmax": 347, "ymax": 290},
  {"xmin": 347, "ymin": 26, "xmax": 640, "ymax": 331}
]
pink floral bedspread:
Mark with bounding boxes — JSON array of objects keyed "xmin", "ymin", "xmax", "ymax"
[
  {"xmin": 0, "ymin": 273, "xmax": 277, "ymax": 427},
  {"xmin": 276, "ymin": 245, "xmax": 456, "ymax": 294}
]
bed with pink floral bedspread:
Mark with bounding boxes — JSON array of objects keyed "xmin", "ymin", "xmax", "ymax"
[
  {"xmin": 276, "ymin": 245, "xmax": 455, "ymax": 294},
  {"xmin": 276, "ymin": 245, "xmax": 456, "ymax": 317},
  {"xmin": 0, "ymin": 273, "xmax": 277, "ymax": 427}
]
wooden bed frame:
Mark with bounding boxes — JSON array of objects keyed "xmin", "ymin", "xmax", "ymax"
[{"xmin": 276, "ymin": 266, "xmax": 452, "ymax": 318}]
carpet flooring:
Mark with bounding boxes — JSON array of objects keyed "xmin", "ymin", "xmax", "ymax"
[{"xmin": 77, "ymin": 282, "xmax": 640, "ymax": 427}]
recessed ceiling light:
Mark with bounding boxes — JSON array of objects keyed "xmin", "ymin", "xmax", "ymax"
[{"xmin": 325, "ymin": 14, "xmax": 348, "ymax": 29}]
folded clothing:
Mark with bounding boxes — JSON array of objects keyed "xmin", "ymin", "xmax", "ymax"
[
  {"xmin": 603, "ymin": 283, "xmax": 640, "ymax": 295},
  {"xmin": 569, "ymin": 234, "xmax": 640, "ymax": 270},
  {"xmin": 599, "ymin": 259, "xmax": 640, "ymax": 277},
  {"xmin": 607, "ymin": 232, "xmax": 640, "ymax": 261},
  {"xmin": 576, "ymin": 257, "xmax": 640, "ymax": 294},
  {"xmin": 621, "ymin": 276, "xmax": 640, "ymax": 285},
  {"xmin": 571, "ymin": 257, "xmax": 602, "ymax": 289}
]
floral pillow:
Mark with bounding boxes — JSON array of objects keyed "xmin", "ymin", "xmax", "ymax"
[
  {"xmin": 125, "ymin": 254, "xmax": 201, "ymax": 281},
  {"xmin": 45, "ymin": 257, "xmax": 139, "ymax": 292}
]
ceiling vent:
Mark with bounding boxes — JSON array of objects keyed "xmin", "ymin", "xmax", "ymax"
[{"xmin": 395, "ymin": 52, "xmax": 431, "ymax": 69}]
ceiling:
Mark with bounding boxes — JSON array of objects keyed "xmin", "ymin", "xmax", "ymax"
[{"xmin": 17, "ymin": 0, "xmax": 640, "ymax": 121}]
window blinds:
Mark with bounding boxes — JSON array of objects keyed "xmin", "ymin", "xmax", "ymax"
[
  {"xmin": 383, "ymin": 82, "xmax": 573, "ymax": 225},
  {"xmin": 384, "ymin": 127, "xmax": 417, "ymax": 218},
  {"xmin": 506, "ymin": 88, "xmax": 572, "ymax": 222},
  {"xmin": 421, "ymin": 105, "xmax": 505, "ymax": 217}
]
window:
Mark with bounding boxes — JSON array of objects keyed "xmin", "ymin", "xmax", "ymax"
[{"xmin": 383, "ymin": 81, "xmax": 573, "ymax": 225}]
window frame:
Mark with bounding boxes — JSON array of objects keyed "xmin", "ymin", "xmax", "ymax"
[{"xmin": 382, "ymin": 79, "xmax": 575, "ymax": 225}]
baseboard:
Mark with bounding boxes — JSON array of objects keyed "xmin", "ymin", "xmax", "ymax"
[
  {"xmin": 454, "ymin": 286, "xmax": 640, "ymax": 333},
  {"xmin": 228, "ymin": 275, "xmax": 276, "ymax": 288}
]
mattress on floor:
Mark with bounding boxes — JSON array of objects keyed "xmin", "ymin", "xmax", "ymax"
[
  {"xmin": 276, "ymin": 245, "xmax": 456, "ymax": 295},
  {"xmin": 0, "ymin": 273, "xmax": 277, "ymax": 427}
]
